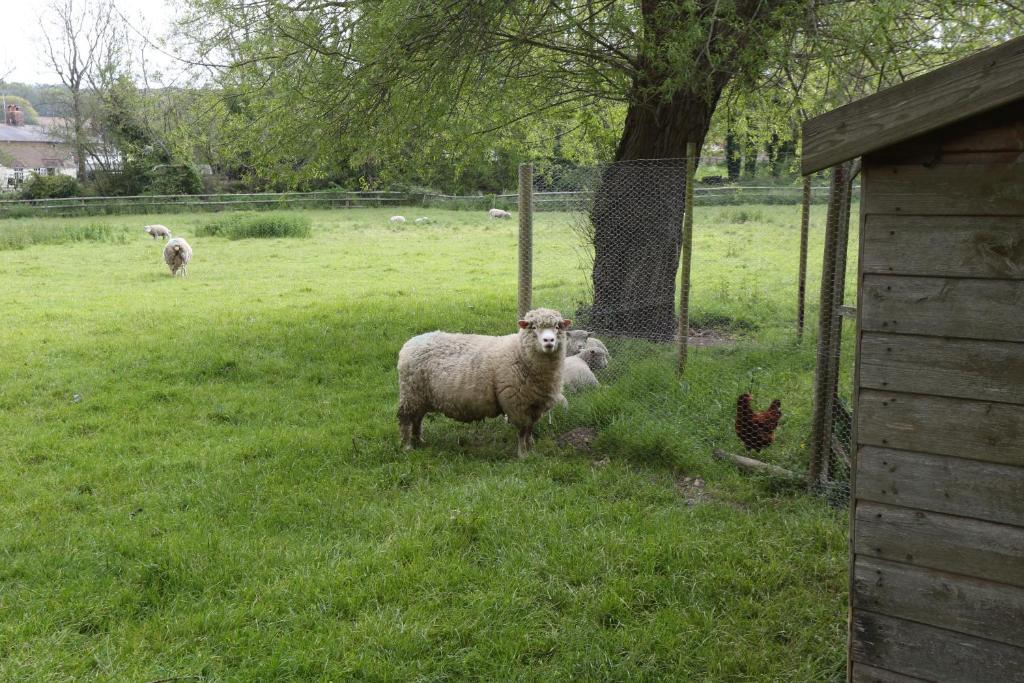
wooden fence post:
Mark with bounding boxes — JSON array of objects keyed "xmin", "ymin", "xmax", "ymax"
[
  {"xmin": 677, "ymin": 143, "xmax": 697, "ymax": 375},
  {"xmin": 518, "ymin": 163, "xmax": 533, "ymax": 318},
  {"xmin": 797, "ymin": 175, "xmax": 811, "ymax": 341}
]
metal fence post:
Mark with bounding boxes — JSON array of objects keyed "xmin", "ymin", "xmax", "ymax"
[
  {"xmin": 677, "ymin": 143, "xmax": 697, "ymax": 375},
  {"xmin": 808, "ymin": 162, "xmax": 850, "ymax": 485},
  {"xmin": 797, "ymin": 175, "xmax": 811, "ymax": 341},
  {"xmin": 518, "ymin": 163, "xmax": 533, "ymax": 318}
]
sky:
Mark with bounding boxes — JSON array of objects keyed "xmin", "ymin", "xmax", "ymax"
[{"xmin": 0, "ymin": 0, "xmax": 179, "ymax": 86}]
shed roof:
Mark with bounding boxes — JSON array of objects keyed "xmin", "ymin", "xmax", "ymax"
[{"xmin": 802, "ymin": 36, "xmax": 1024, "ymax": 174}]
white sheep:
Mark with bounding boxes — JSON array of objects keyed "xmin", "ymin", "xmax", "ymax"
[
  {"xmin": 566, "ymin": 331, "xmax": 610, "ymax": 370},
  {"xmin": 163, "ymin": 237, "xmax": 193, "ymax": 277},
  {"xmin": 144, "ymin": 224, "xmax": 172, "ymax": 240},
  {"xmin": 414, "ymin": 217, "xmax": 431, "ymax": 224},
  {"xmin": 397, "ymin": 308, "xmax": 571, "ymax": 457},
  {"xmin": 488, "ymin": 208, "xmax": 512, "ymax": 219},
  {"xmin": 390, "ymin": 215, "xmax": 407, "ymax": 223},
  {"xmin": 561, "ymin": 354, "xmax": 599, "ymax": 393},
  {"xmin": 565, "ymin": 329, "xmax": 591, "ymax": 355},
  {"xmin": 578, "ymin": 339, "xmax": 610, "ymax": 370},
  {"xmin": 549, "ymin": 335, "xmax": 609, "ymax": 419}
]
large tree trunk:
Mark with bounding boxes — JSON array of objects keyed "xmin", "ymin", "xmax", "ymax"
[{"xmin": 588, "ymin": 83, "xmax": 722, "ymax": 341}]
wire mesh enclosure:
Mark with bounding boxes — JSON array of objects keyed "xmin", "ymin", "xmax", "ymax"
[{"xmin": 520, "ymin": 157, "xmax": 857, "ymax": 494}]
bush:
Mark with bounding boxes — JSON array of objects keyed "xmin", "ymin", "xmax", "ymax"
[
  {"xmin": 196, "ymin": 212, "xmax": 312, "ymax": 240},
  {"xmin": 146, "ymin": 164, "xmax": 204, "ymax": 195},
  {"xmin": 20, "ymin": 174, "xmax": 82, "ymax": 200},
  {"xmin": 0, "ymin": 220, "xmax": 130, "ymax": 250}
]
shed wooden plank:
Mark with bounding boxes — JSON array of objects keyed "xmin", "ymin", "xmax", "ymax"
[
  {"xmin": 852, "ymin": 611, "xmax": 1024, "ymax": 682},
  {"xmin": 854, "ymin": 556, "xmax": 1024, "ymax": 648},
  {"xmin": 858, "ymin": 390, "xmax": 1024, "ymax": 465},
  {"xmin": 802, "ymin": 36, "xmax": 1024, "ymax": 174},
  {"xmin": 865, "ymin": 101, "xmax": 1024, "ymax": 165},
  {"xmin": 860, "ymin": 333, "xmax": 1024, "ymax": 404},
  {"xmin": 862, "ymin": 162, "xmax": 1024, "ymax": 215},
  {"xmin": 860, "ymin": 275, "xmax": 1024, "ymax": 343},
  {"xmin": 851, "ymin": 663, "xmax": 927, "ymax": 683},
  {"xmin": 862, "ymin": 215, "xmax": 1024, "ymax": 279},
  {"xmin": 855, "ymin": 502, "xmax": 1024, "ymax": 587},
  {"xmin": 857, "ymin": 446, "xmax": 1024, "ymax": 526}
]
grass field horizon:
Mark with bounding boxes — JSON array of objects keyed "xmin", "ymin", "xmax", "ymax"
[{"xmin": 1, "ymin": 206, "xmax": 850, "ymax": 680}]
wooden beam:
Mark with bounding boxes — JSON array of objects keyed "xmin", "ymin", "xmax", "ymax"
[
  {"xmin": 712, "ymin": 449, "xmax": 800, "ymax": 479},
  {"xmin": 802, "ymin": 36, "xmax": 1024, "ymax": 174}
]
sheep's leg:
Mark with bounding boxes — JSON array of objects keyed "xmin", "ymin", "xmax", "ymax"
[
  {"xmin": 399, "ymin": 418, "xmax": 414, "ymax": 450},
  {"xmin": 517, "ymin": 423, "xmax": 535, "ymax": 458},
  {"xmin": 411, "ymin": 415, "xmax": 424, "ymax": 446},
  {"xmin": 398, "ymin": 406, "xmax": 423, "ymax": 450}
]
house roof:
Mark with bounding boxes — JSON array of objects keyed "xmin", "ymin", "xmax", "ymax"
[
  {"xmin": 802, "ymin": 35, "xmax": 1024, "ymax": 174},
  {"xmin": 0, "ymin": 124, "xmax": 62, "ymax": 143},
  {"xmin": 0, "ymin": 141, "xmax": 74, "ymax": 169}
]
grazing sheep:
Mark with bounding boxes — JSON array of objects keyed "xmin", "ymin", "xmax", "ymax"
[
  {"xmin": 488, "ymin": 208, "xmax": 512, "ymax": 219},
  {"xmin": 397, "ymin": 308, "xmax": 571, "ymax": 457},
  {"xmin": 144, "ymin": 224, "xmax": 172, "ymax": 240},
  {"xmin": 163, "ymin": 237, "xmax": 192, "ymax": 277},
  {"xmin": 414, "ymin": 216, "xmax": 431, "ymax": 224},
  {"xmin": 390, "ymin": 215, "xmax": 407, "ymax": 223}
]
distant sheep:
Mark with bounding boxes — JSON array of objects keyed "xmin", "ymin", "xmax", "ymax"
[
  {"xmin": 163, "ymin": 237, "xmax": 192, "ymax": 277},
  {"xmin": 414, "ymin": 217, "xmax": 431, "ymax": 224},
  {"xmin": 488, "ymin": 208, "xmax": 512, "ymax": 219},
  {"xmin": 144, "ymin": 224, "xmax": 171, "ymax": 240},
  {"xmin": 397, "ymin": 308, "xmax": 571, "ymax": 457},
  {"xmin": 390, "ymin": 215, "xmax": 407, "ymax": 223}
]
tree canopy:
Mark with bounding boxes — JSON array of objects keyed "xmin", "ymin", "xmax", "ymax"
[{"xmin": 178, "ymin": 0, "xmax": 1024, "ymax": 188}]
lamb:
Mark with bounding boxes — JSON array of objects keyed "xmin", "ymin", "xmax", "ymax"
[
  {"xmin": 414, "ymin": 216, "xmax": 431, "ymax": 224},
  {"xmin": 390, "ymin": 215, "xmax": 407, "ymax": 223},
  {"xmin": 163, "ymin": 237, "xmax": 193, "ymax": 277},
  {"xmin": 397, "ymin": 308, "xmax": 571, "ymax": 457},
  {"xmin": 488, "ymin": 208, "xmax": 512, "ymax": 219},
  {"xmin": 144, "ymin": 224, "xmax": 172, "ymax": 240}
]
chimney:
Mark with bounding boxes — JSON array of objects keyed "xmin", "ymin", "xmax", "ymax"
[{"xmin": 6, "ymin": 105, "xmax": 24, "ymax": 126}]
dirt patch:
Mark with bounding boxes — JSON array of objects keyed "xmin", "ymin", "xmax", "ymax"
[
  {"xmin": 687, "ymin": 328, "xmax": 736, "ymax": 347},
  {"xmin": 556, "ymin": 427, "xmax": 598, "ymax": 452},
  {"xmin": 675, "ymin": 475, "xmax": 710, "ymax": 505}
]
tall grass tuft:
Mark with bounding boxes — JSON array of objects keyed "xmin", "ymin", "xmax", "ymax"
[
  {"xmin": 0, "ymin": 220, "xmax": 132, "ymax": 250},
  {"xmin": 196, "ymin": 212, "xmax": 312, "ymax": 240}
]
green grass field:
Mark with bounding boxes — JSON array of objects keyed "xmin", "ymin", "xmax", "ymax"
[{"xmin": 1, "ymin": 206, "xmax": 852, "ymax": 681}]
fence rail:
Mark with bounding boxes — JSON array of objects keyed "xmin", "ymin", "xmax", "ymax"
[{"xmin": 0, "ymin": 184, "xmax": 849, "ymax": 218}]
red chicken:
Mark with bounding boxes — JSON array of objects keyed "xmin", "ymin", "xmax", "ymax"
[{"xmin": 735, "ymin": 393, "xmax": 782, "ymax": 452}]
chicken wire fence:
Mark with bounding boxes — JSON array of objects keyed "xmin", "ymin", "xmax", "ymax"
[{"xmin": 519, "ymin": 159, "xmax": 857, "ymax": 496}]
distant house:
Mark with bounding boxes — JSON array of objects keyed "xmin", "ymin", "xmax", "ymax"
[{"xmin": 0, "ymin": 109, "xmax": 77, "ymax": 191}]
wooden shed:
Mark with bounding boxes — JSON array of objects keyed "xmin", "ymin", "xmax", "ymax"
[{"xmin": 802, "ymin": 37, "xmax": 1024, "ymax": 682}]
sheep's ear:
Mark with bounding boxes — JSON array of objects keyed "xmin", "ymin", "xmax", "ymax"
[
  {"xmin": 518, "ymin": 320, "xmax": 528, "ymax": 329},
  {"xmin": 561, "ymin": 319, "xmax": 572, "ymax": 329}
]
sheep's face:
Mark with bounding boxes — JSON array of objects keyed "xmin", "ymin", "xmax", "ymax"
[
  {"xmin": 518, "ymin": 308, "xmax": 571, "ymax": 355},
  {"xmin": 566, "ymin": 330, "xmax": 591, "ymax": 355},
  {"xmin": 579, "ymin": 347, "xmax": 609, "ymax": 370}
]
